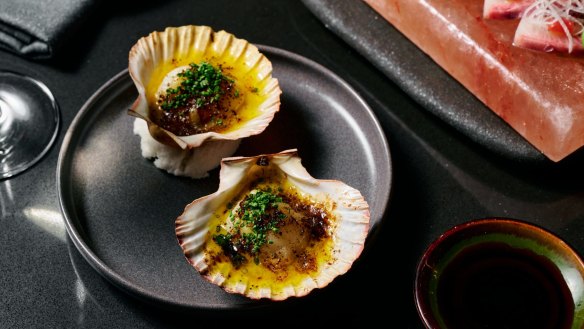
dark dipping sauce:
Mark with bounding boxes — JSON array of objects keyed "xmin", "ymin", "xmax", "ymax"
[{"xmin": 437, "ymin": 241, "xmax": 574, "ymax": 329}]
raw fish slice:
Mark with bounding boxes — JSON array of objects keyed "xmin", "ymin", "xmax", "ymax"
[
  {"xmin": 363, "ymin": 0, "xmax": 584, "ymax": 162},
  {"xmin": 513, "ymin": 0, "xmax": 584, "ymax": 54},
  {"xmin": 484, "ymin": 0, "xmax": 535, "ymax": 19},
  {"xmin": 514, "ymin": 14, "xmax": 584, "ymax": 54}
]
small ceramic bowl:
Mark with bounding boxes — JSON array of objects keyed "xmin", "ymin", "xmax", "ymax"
[{"xmin": 415, "ymin": 218, "xmax": 584, "ymax": 329}]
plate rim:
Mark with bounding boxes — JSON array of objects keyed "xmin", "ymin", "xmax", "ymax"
[{"xmin": 57, "ymin": 44, "xmax": 393, "ymax": 310}]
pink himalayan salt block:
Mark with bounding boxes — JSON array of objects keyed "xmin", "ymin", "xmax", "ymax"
[{"xmin": 363, "ymin": 0, "xmax": 584, "ymax": 162}]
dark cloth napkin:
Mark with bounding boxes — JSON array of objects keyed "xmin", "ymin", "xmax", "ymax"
[{"xmin": 0, "ymin": 0, "xmax": 96, "ymax": 59}]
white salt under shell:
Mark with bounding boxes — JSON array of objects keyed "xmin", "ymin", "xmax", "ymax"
[
  {"xmin": 128, "ymin": 25, "xmax": 281, "ymax": 178},
  {"xmin": 175, "ymin": 149, "xmax": 371, "ymax": 300},
  {"xmin": 132, "ymin": 119, "xmax": 240, "ymax": 178}
]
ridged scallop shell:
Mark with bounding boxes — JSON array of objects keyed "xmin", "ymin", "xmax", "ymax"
[
  {"xmin": 128, "ymin": 25, "xmax": 281, "ymax": 178},
  {"xmin": 175, "ymin": 149, "xmax": 371, "ymax": 300}
]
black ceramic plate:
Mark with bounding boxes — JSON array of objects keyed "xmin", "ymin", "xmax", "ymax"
[
  {"xmin": 301, "ymin": 0, "xmax": 551, "ymax": 164},
  {"xmin": 57, "ymin": 45, "xmax": 392, "ymax": 310}
]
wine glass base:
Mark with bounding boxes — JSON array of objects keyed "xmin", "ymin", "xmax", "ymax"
[{"xmin": 0, "ymin": 71, "xmax": 60, "ymax": 179}]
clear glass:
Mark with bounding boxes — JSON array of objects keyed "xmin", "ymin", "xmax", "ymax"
[{"xmin": 0, "ymin": 71, "xmax": 60, "ymax": 178}]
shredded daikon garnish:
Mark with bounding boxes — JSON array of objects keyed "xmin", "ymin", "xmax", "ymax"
[{"xmin": 522, "ymin": 0, "xmax": 584, "ymax": 52}]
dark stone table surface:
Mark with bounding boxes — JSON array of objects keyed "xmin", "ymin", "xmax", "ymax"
[{"xmin": 2, "ymin": 1, "xmax": 583, "ymax": 327}]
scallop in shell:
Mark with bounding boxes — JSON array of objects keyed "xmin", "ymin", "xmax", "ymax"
[
  {"xmin": 175, "ymin": 149, "xmax": 371, "ymax": 300},
  {"xmin": 128, "ymin": 25, "xmax": 281, "ymax": 178}
]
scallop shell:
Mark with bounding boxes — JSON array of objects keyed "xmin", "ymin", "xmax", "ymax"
[
  {"xmin": 128, "ymin": 25, "xmax": 281, "ymax": 178},
  {"xmin": 175, "ymin": 149, "xmax": 371, "ymax": 300}
]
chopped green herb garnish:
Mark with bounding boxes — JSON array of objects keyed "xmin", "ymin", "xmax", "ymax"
[
  {"xmin": 213, "ymin": 233, "xmax": 246, "ymax": 268},
  {"xmin": 213, "ymin": 188, "xmax": 287, "ymax": 262},
  {"xmin": 161, "ymin": 62, "xmax": 229, "ymax": 111}
]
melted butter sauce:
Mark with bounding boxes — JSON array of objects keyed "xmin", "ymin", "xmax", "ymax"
[
  {"xmin": 145, "ymin": 47, "xmax": 269, "ymax": 135},
  {"xmin": 203, "ymin": 170, "xmax": 336, "ymax": 297}
]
